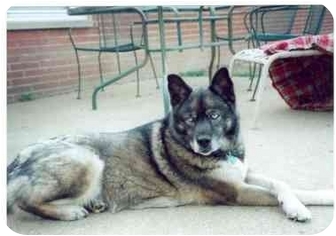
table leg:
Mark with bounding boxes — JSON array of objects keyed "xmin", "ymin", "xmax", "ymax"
[
  {"xmin": 158, "ymin": 6, "xmax": 170, "ymax": 115},
  {"xmin": 208, "ymin": 7, "xmax": 217, "ymax": 81}
]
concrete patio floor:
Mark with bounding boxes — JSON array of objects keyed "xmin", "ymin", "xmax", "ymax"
[{"xmin": 6, "ymin": 75, "xmax": 334, "ymax": 234}]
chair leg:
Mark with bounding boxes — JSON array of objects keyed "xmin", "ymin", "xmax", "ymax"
[
  {"xmin": 74, "ymin": 49, "xmax": 82, "ymax": 99},
  {"xmin": 148, "ymin": 53, "xmax": 159, "ymax": 89},
  {"xmin": 133, "ymin": 50, "xmax": 140, "ymax": 97},
  {"xmin": 247, "ymin": 62, "xmax": 257, "ymax": 91},
  {"xmin": 228, "ymin": 55, "xmax": 236, "ymax": 79},
  {"xmin": 216, "ymin": 45, "xmax": 221, "ymax": 70},
  {"xmin": 252, "ymin": 64, "xmax": 268, "ymax": 128},
  {"xmin": 208, "ymin": 40, "xmax": 217, "ymax": 81},
  {"xmin": 251, "ymin": 64, "xmax": 262, "ymax": 101},
  {"xmin": 98, "ymin": 51, "xmax": 104, "ymax": 92}
]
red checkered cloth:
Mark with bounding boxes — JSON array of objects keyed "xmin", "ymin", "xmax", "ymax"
[{"xmin": 261, "ymin": 34, "xmax": 333, "ymax": 111}]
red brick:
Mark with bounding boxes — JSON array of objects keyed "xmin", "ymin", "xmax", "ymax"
[
  {"xmin": 7, "ymin": 46, "xmax": 37, "ymax": 55},
  {"xmin": 33, "ymin": 81, "xmax": 59, "ymax": 90},
  {"xmin": 42, "ymin": 70, "xmax": 71, "ymax": 80},
  {"xmin": 40, "ymin": 58, "xmax": 76, "ymax": 67},
  {"xmin": 24, "ymin": 69, "xmax": 43, "ymax": 77},
  {"xmin": 7, "ymin": 31, "xmax": 39, "ymax": 41},
  {"xmin": 7, "ymin": 85, "xmax": 32, "ymax": 95},
  {"xmin": 10, "ymin": 76, "xmax": 43, "ymax": 86},
  {"xmin": 10, "ymin": 62, "xmax": 40, "ymax": 71},
  {"xmin": 7, "ymin": 70, "xmax": 24, "ymax": 79}
]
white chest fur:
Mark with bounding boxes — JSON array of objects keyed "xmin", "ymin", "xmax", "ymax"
[{"xmin": 208, "ymin": 157, "xmax": 248, "ymax": 184}]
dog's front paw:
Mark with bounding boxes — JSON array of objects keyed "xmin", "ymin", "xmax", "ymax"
[
  {"xmin": 86, "ymin": 199, "xmax": 107, "ymax": 213},
  {"xmin": 279, "ymin": 193, "xmax": 312, "ymax": 222},
  {"xmin": 283, "ymin": 201, "xmax": 312, "ymax": 222},
  {"xmin": 61, "ymin": 206, "xmax": 89, "ymax": 221}
]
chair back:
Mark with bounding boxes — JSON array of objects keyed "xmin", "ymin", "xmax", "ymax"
[
  {"xmin": 95, "ymin": 12, "xmax": 145, "ymax": 50},
  {"xmin": 246, "ymin": 5, "xmax": 326, "ymax": 47},
  {"xmin": 247, "ymin": 5, "xmax": 300, "ymax": 47},
  {"xmin": 303, "ymin": 5, "xmax": 326, "ymax": 35}
]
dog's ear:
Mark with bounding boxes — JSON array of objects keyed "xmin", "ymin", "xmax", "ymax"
[
  {"xmin": 209, "ymin": 67, "xmax": 235, "ymax": 104},
  {"xmin": 167, "ymin": 74, "xmax": 192, "ymax": 107}
]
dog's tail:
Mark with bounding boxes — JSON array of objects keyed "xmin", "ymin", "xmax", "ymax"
[
  {"xmin": 7, "ymin": 180, "xmax": 20, "ymax": 213},
  {"xmin": 294, "ymin": 189, "xmax": 334, "ymax": 205},
  {"xmin": 7, "ymin": 159, "xmax": 27, "ymax": 213}
]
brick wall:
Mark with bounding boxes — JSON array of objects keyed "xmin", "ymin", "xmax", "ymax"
[{"xmin": 7, "ymin": 6, "xmax": 333, "ymax": 103}]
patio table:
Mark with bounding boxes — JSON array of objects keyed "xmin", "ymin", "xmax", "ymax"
[{"xmin": 68, "ymin": 6, "xmax": 248, "ymax": 112}]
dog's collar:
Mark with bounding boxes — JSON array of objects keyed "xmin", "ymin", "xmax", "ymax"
[
  {"xmin": 212, "ymin": 150, "xmax": 239, "ymax": 164},
  {"xmin": 226, "ymin": 152, "xmax": 238, "ymax": 164}
]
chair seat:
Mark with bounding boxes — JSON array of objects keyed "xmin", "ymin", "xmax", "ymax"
[
  {"xmin": 101, "ymin": 43, "xmax": 142, "ymax": 52},
  {"xmin": 255, "ymin": 33, "xmax": 299, "ymax": 42},
  {"xmin": 230, "ymin": 48, "xmax": 323, "ymax": 68},
  {"xmin": 231, "ymin": 49, "xmax": 269, "ymax": 64},
  {"xmin": 75, "ymin": 43, "xmax": 142, "ymax": 52}
]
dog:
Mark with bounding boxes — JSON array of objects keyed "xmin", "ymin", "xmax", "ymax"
[{"xmin": 7, "ymin": 67, "xmax": 333, "ymax": 222}]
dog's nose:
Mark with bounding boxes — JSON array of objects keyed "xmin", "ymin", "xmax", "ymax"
[{"xmin": 196, "ymin": 136, "xmax": 211, "ymax": 148}]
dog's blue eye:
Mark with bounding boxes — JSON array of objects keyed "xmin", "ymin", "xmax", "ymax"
[{"xmin": 208, "ymin": 111, "xmax": 220, "ymax": 120}]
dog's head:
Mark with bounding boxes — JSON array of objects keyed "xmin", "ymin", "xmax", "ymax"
[{"xmin": 167, "ymin": 67, "xmax": 241, "ymax": 156}]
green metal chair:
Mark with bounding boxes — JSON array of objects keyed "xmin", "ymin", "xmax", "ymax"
[
  {"xmin": 68, "ymin": 7, "xmax": 159, "ymax": 100},
  {"xmin": 213, "ymin": 6, "xmax": 256, "ymax": 54},
  {"xmin": 247, "ymin": 5, "xmax": 326, "ymax": 46},
  {"xmin": 243, "ymin": 5, "xmax": 327, "ymax": 100}
]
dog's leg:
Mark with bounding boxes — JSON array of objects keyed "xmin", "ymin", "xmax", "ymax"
[
  {"xmin": 8, "ymin": 147, "xmax": 105, "ymax": 221},
  {"xmin": 293, "ymin": 189, "xmax": 333, "ymax": 205},
  {"xmin": 15, "ymin": 171, "xmax": 103, "ymax": 221},
  {"xmin": 246, "ymin": 171, "xmax": 333, "ymax": 206},
  {"xmin": 19, "ymin": 202, "xmax": 89, "ymax": 221},
  {"xmin": 130, "ymin": 197, "xmax": 186, "ymax": 210},
  {"xmin": 235, "ymin": 183, "xmax": 278, "ymax": 206},
  {"xmin": 245, "ymin": 170, "xmax": 312, "ymax": 221}
]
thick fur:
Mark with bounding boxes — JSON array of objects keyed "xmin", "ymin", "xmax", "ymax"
[{"xmin": 7, "ymin": 67, "xmax": 333, "ymax": 221}]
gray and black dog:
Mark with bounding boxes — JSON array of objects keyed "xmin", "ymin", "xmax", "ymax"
[{"xmin": 7, "ymin": 67, "xmax": 333, "ymax": 221}]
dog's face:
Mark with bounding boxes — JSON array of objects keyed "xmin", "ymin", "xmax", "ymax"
[{"xmin": 167, "ymin": 67, "xmax": 239, "ymax": 156}]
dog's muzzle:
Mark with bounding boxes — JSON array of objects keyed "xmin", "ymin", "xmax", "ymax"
[{"xmin": 191, "ymin": 135, "xmax": 218, "ymax": 156}]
